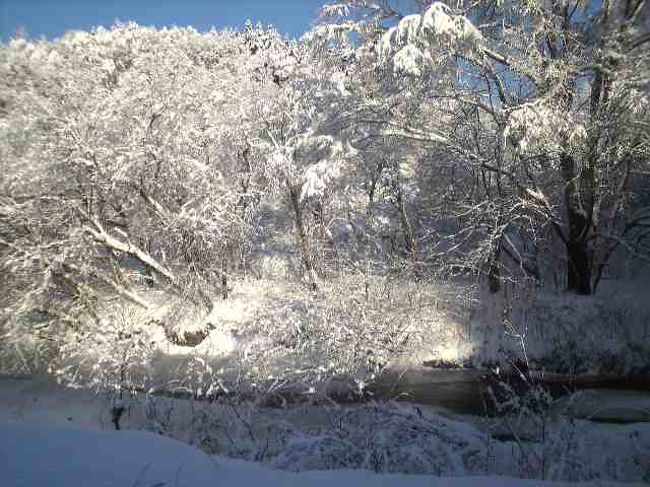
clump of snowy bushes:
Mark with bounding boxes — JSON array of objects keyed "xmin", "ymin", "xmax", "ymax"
[
  {"xmin": 273, "ymin": 402, "xmax": 486, "ymax": 474},
  {"xmin": 133, "ymin": 392, "xmax": 650, "ymax": 482},
  {"xmin": 234, "ymin": 276, "xmax": 470, "ymax": 385}
]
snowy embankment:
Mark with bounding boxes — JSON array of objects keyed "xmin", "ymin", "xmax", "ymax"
[
  {"xmin": 1, "ymin": 376, "xmax": 649, "ymax": 485},
  {"xmin": 2, "ymin": 425, "xmax": 599, "ymax": 487}
]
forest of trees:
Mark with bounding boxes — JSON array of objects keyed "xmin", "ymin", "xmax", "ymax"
[
  {"xmin": 1, "ymin": 2, "xmax": 649, "ymax": 483},
  {"xmin": 0, "ymin": 0, "xmax": 648, "ymax": 379}
]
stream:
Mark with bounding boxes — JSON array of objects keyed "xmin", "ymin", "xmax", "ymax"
[{"xmin": 366, "ymin": 366, "xmax": 650, "ymax": 422}]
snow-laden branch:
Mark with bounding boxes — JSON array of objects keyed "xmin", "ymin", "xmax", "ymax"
[
  {"xmin": 379, "ymin": 2, "xmax": 483, "ymax": 61},
  {"xmin": 82, "ymin": 215, "xmax": 176, "ymax": 283},
  {"xmin": 64, "ymin": 262, "xmax": 154, "ymax": 310}
]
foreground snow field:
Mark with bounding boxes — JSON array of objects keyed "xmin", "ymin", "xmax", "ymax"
[
  {"xmin": 2, "ymin": 425, "xmax": 639, "ymax": 487},
  {"xmin": 1, "ymin": 376, "xmax": 649, "ymax": 486}
]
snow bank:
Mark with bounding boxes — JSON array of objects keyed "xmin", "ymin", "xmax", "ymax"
[
  {"xmin": 1, "ymin": 426, "xmax": 218, "ymax": 487},
  {"xmin": 0, "ymin": 425, "xmax": 613, "ymax": 487}
]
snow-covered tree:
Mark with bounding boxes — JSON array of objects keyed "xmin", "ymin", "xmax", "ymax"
[
  {"xmin": 318, "ymin": 0, "xmax": 650, "ymax": 294},
  {"xmin": 0, "ymin": 24, "xmax": 257, "ymax": 368},
  {"xmin": 240, "ymin": 24, "xmax": 358, "ymax": 290}
]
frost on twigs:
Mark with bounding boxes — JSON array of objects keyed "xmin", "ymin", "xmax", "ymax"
[
  {"xmin": 299, "ymin": 138, "xmax": 356, "ymax": 201},
  {"xmin": 302, "ymin": 22, "xmax": 359, "ymax": 48},
  {"xmin": 502, "ymin": 102, "xmax": 587, "ymax": 156},
  {"xmin": 273, "ymin": 402, "xmax": 486, "ymax": 474},
  {"xmin": 319, "ymin": 3, "xmax": 350, "ymax": 18}
]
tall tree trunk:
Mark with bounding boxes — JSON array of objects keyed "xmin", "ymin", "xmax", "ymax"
[
  {"xmin": 487, "ymin": 241, "xmax": 501, "ymax": 294},
  {"xmin": 565, "ymin": 238, "xmax": 592, "ymax": 294},
  {"xmin": 393, "ymin": 178, "xmax": 419, "ymax": 277},
  {"xmin": 560, "ymin": 152, "xmax": 594, "ymax": 295},
  {"xmin": 288, "ymin": 182, "xmax": 318, "ymax": 291}
]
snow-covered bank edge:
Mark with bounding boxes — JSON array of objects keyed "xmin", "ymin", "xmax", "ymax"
[
  {"xmin": 4, "ymin": 425, "xmax": 616, "ymax": 487},
  {"xmin": 1, "ymin": 376, "xmax": 649, "ymax": 484}
]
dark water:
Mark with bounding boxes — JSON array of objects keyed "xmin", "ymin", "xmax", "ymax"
[{"xmin": 366, "ymin": 367, "xmax": 650, "ymax": 419}]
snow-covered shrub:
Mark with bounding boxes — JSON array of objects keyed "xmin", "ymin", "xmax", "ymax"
[
  {"xmin": 253, "ymin": 254, "xmax": 293, "ymax": 280},
  {"xmin": 273, "ymin": 402, "xmax": 486, "ymax": 475},
  {"xmin": 526, "ymin": 289, "xmax": 650, "ymax": 374},
  {"xmin": 235, "ymin": 276, "xmax": 463, "ymax": 387},
  {"xmin": 467, "ymin": 280, "xmax": 650, "ymax": 373},
  {"xmin": 154, "ymin": 353, "xmax": 233, "ymax": 400},
  {"xmin": 55, "ymin": 301, "xmax": 157, "ymax": 394}
]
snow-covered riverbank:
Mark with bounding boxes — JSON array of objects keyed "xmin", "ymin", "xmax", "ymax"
[
  {"xmin": 6, "ymin": 425, "xmax": 613, "ymax": 487},
  {"xmin": 1, "ymin": 376, "xmax": 648, "ymax": 485}
]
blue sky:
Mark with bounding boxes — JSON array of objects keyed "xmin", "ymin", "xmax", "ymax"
[{"xmin": 0, "ymin": 0, "xmax": 327, "ymax": 41}]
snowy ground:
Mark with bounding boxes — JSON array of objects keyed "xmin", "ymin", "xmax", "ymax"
[
  {"xmin": 4, "ymin": 425, "xmax": 613, "ymax": 487},
  {"xmin": 1, "ymin": 376, "xmax": 649, "ymax": 485}
]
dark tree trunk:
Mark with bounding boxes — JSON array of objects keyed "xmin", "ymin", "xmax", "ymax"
[
  {"xmin": 487, "ymin": 243, "xmax": 501, "ymax": 294},
  {"xmin": 565, "ymin": 238, "xmax": 592, "ymax": 295},
  {"xmin": 393, "ymin": 177, "xmax": 419, "ymax": 278},
  {"xmin": 561, "ymin": 152, "xmax": 594, "ymax": 295},
  {"xmin": 288, "ymin": 182, "xmax": 318, "ymax": 291},
  {"xmin": 221, "ymin": 254, "xmax": 230, "ymax": 300}
]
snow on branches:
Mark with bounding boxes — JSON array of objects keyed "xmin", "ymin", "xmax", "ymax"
[{"xmin": 379, "ymin": 2, "xmax": 483, "ymax": 72}]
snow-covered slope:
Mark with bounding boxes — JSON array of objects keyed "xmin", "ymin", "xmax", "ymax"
[
  {"xmin": 0, "ymin": 425, "xmax": 624, "ymax": 487},
  {"xmin": 1, "ymin": 377, "xmax": 648, "ymax": 485}
]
